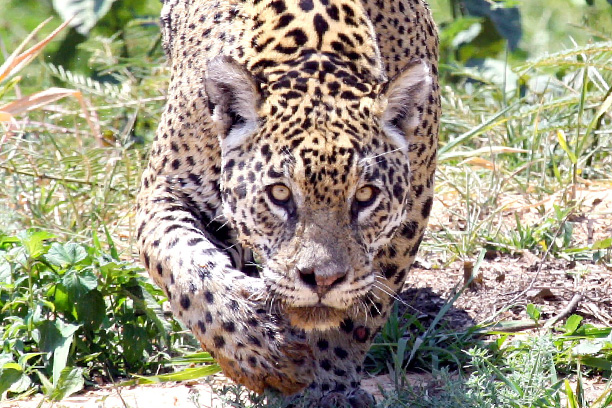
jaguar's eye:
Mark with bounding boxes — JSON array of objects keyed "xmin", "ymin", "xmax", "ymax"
[
  {"xmin": 355, "ymin": 186, "xmax": 378, "ymax": 206},
  {"xmin": 267, "ymin": 184, "xmax": 292, "ymax": 205}
]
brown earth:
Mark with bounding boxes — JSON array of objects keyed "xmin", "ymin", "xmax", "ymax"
[{"xmin": 411, "ymin": 184, "xmax": 612, "ymax": 330}]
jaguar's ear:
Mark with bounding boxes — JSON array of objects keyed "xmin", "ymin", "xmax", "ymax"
[
  {"xmin": 379, "ymin": 59, "xmax": 432, "ymax": 148},
  {"xmin": 205, "ymin": 56, "xmax": 261, "ymax": 149}
]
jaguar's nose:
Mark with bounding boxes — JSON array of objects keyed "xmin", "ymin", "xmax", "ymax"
[{"xmin": 298, "ymin": 267, "xmax": 348, "ymax": 296}]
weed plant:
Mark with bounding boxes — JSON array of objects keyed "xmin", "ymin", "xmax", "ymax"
[{"xmin": 0, "ymin": 230, "xmax": 201, "ymax": 400}]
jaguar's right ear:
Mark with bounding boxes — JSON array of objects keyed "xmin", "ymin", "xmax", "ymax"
[{"xmin": 205, "ymin": 56, "xmax": 262, "ymax": 149}]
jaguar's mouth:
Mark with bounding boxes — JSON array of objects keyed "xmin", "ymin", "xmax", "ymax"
[{"xmin": 285, "ymin": 305, "xmax": 347, "ymax": 331}]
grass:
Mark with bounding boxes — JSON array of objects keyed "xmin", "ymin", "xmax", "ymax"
[{"xmin": 1, "ymin": 3, "xmax": 612, "ymax": 408}]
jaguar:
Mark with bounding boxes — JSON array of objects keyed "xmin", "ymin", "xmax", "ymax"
[{"xmin": 136, "ymin": 0, "xmax": 440, "ymax": 405}]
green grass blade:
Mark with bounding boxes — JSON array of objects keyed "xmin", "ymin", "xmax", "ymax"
[{"xmin": 124, "ymin": 364, "xmax": 222, "ymax": 385}]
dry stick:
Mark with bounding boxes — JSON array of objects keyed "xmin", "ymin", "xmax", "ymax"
[
  {"xmin": 0, "ymin": 164, "xmax": 94, "ymax": 184},
  {"xmin": 543, "ymin": 293, "xmax": 583, "ymax": 329},
  {"xmin": 492, "ymin": 293, "xmax": 583, "ymax": 333}
]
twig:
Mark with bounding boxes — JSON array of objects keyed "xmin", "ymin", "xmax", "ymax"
[
  {"xmin": 490, "ymin": 293, "xmax": 583, "ymax": 333},
  {"xmin": 0, "ymin": 164, "xmax": 95, "ymax": 185},
  {"xmin": 543, "ymin": 293, "xmax": 582, "ymax": 329}
]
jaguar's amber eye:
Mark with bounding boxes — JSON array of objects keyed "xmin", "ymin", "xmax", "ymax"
[
  {"xmin": 267, "ymin": 184, "xmax": 292, "ymax": 204},
  {"xmin": 355, "ymin": 186, "xmax": 377, "ymax": 206}
]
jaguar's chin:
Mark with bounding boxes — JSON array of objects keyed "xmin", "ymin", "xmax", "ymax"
[{"xmin": 286, "ymin": 305, "xmax": 347, "ymax": 331}]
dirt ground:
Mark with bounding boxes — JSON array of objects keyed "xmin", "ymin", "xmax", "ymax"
[
  {"xmin": 3, "ymin": 185, "xmax": 611, "ymax": 408},
  {"xmin": 412, "ymin": 184, "xmax": 612, "ymax": 330}
]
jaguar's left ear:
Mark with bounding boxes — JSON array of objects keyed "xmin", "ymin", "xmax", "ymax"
[{"xmin": 379, "ymin": 59, "xmax": 433, "ymax": 144}]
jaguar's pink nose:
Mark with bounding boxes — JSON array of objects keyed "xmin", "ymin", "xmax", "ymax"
[{"xmin": 298, "ymin": 267, "xmax": 348, "ymax": 295}]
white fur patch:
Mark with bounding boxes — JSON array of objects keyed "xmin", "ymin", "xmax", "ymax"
[
  {"xmin": 221, "ymin": 120, "xmax": 258, "ymax": 151},
  {"xmin": 381, "ymin": 59, "xmax": 432, "ymax": 147}
]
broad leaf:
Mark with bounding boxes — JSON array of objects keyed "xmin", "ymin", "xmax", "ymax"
[
  {"xmin": 573, "ymin": 340, "xmax": 604, "ymax": 356},
  {"xmin": 35, "ymin": 320, "xmax": 80, "ymax": 354},
  {"xmin": 49, "ymin": 367, "xmax": 84, "ymax": 401},
  {"xmin": 0, "ymin": 362, "xmax": 23, "ymax": 395},
  {"xmin": 563, "ymin": 315, "xmax": 583, "ymax": 335},
  {"xmin": 61, "ymin": 269, "xmax": 98, "ymax": 301},
  {"xmin": 17, "ymin": 230, "xmax": 54, "ymax": 259},
  {"xmin": 52, "ymin": 332, "xmax": 74, "ymax": 386},
  {"xmin": 74, "ymin": 289, "xmax": 106, "ymax": 330},
  {"xmin": 122, "ymin": 324, "xmax": 148, "ymax": 366},
  {"xmin": 526, "ymin": 303, "xmax": 541, "ymax": 323},
  {"xmin": 50, "ymin": 284, "xmax": 72, "ymax": 314},
  {"xmin": 46, "ymin": 243, "xmax": 88, "ymax": 267}
]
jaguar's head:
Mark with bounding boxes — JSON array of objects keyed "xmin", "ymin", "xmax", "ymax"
[{"xmin": 206, "ymin": 55, "xmax": 432, "ymax": 330}]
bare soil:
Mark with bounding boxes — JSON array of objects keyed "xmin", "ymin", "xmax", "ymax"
[{"xmin": 410, "ymin": 184, "xmax": 612, "ymax": 329}]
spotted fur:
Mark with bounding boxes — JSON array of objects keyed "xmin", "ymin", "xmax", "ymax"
[{"xmin": 136, "ymin": 0, "xmax": 439, "ymax": 405}]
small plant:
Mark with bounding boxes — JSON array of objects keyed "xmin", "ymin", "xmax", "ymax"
[
  {"xmin": 376, "ymin": 317, "xmax": 612, "ymax": 407},
  {"xmin": 0, "ymin": 230, "xmax": 192, "ymax": 400},
  {"xmin": 366, "ymin": 288, "xmax": 480, "ymax": 389}
]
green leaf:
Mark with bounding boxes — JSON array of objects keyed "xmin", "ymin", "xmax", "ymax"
[
  {"xmin": 50, "ymin": 284, "xmax": 72, "ymax": 314},
  {"xmin": 74, "ymin": 289, "xmax": 106, "ymax": 330},
  {"xmin": 53, "ymin": 332, "xmax": 74, "ymax": 386},
  {"xmin": 49, "ymin": 367, "xmax": 84, "ymax": 401},
  {"xmin": 573, "ymin": 340, "xmax": 603, "ymax": 356},
  {"xmin": 556, "ymin": 130, "xmax": 577, "ymax": 164},
  {"xmin": 7, "ymin": 371, "xmax": 32, "ymax": 394},
  {"xmin": 122, "ymin": 323, "xmax": 148, "ymax": 366},
  {"xmin": 579, "ymin": 356, "xmax": 612, "ymax": 371},
  {"xmin": 34, "ymin": 321, "xmax": 80, "ymax": 385},
  {"xmin": 0, "ymin": 354, "xmax": 14, "ymax": 366},
  {"xmin": 592, "ymin": 237, "xmax": 612, "ymax": 250},
  {"xmin": 125, "ymin": 286, "xmax": 171, "ymax": 346},
  {"xmin": 127, "ymin": 365, "xmax": 222, "ymax": 385},
  {"xmin": 526, "ymin": 303, "xmax": 541, "ymax": 323},
  {"xmin": 168, "ymin": 352, "xmax": 217, "ymax": 365},
  {"xmin": 0, "ymin": 362, "xmax": 23, "ymax": 395},
  {"xmin": 61, "ymin": 268, "xmax": 98, "ymax": 301},
  {"xmin": 17, "ymin": 230, "xmax": 54, "ymax": 259},
  {"xmin": 565, "ymin": 379, "xmax": 578, "ymax": 408},
  {"xmin": 35, "ymin": 371, "xmax": 53, "ymax": 396},
  {"xmin": 563, "ymin": 315, "xmax": 583, "ymax": 335},
  {"xmin": 103, "ymin": 224, "xmax": 119, "ymax": 260},
  {"xmin": 36, "ymin": 321, "xmax": 65, "ymax": 353},
  {"xmin": 0, "ymin": 256, "xmax": 12, "ymax": 285},
  {"xmin": 575, "ymin": 325, "xmax": 611, "ymax": 337},
  {"xmin": 46, "ymin": 243, "xmax": 88, "ymax": 267},
  {"xmin": 52, "ymin": 0, "xmax": 118, "ymax": 35},
  {"xmin": 17, "ymin": 352, "xmax": 46, "ymax": 368}
]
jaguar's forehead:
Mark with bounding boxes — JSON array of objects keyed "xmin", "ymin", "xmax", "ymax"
[{"xmin": 256, "ymin": 55, "xmax": 383, "ymax": 142}]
